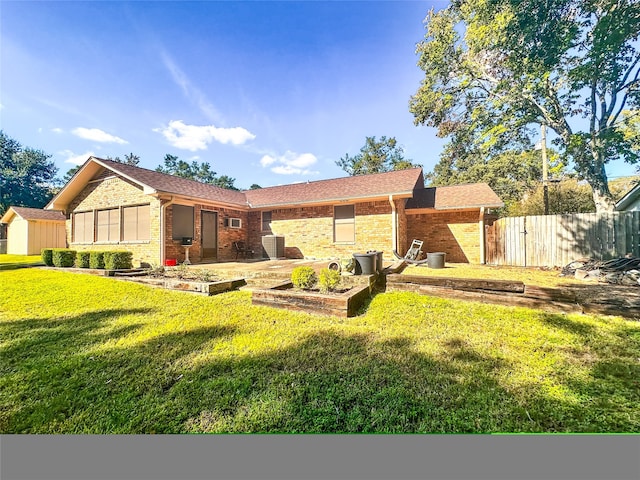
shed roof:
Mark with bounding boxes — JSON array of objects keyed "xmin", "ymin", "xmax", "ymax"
[
  {"xmin": 615, "ymin": 182, "xmax": 640, "ymax": 211},
  {"xmin": 1, "ymin": 206, "xmax": 66, "ymax": 224},
  {"xmin": 405, "ymin": 183, "xmax": 503, "ymax": 210}
]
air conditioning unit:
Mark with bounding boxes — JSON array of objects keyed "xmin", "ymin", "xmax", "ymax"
[
  {"xmin": 224, "ymin": 218, "xmax": 242, "ymax": 228},
  {"xmin": 262, "ymin": 235, "xmax": 285, "ymax": 259}
]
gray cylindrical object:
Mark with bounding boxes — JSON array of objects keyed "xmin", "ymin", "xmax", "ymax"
[
  {"xmin": 427, "ymin": 252, "xmax": 446, "ymax": 269},
  {"xmin": 367, "ymin": 250, "xmax": 383, "ymax": 272},
  {"xmin": 352, "ymin": 253, "xmax": 376, "ymax": 275}
]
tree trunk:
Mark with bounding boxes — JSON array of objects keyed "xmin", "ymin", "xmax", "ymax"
[{"xmin": 583, "ymin": 161, "xmax": 616, "ymax": 213}]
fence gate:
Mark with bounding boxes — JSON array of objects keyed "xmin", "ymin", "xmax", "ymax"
[{"xmin": 486, "ymin": 212, "xmax": 640, "ymax": 267}]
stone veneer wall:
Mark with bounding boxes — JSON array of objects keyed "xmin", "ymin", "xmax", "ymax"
[
  {"xmin": 247, "ymin": 200, "xmax": 399, "ymax": 260},
  {"xmin": 67, "ymin": 173, "xmax": 161, "ymax": 267},
  {"xmin": 406, "ymin": 209, "xmax": 482, "ymax": 263}
]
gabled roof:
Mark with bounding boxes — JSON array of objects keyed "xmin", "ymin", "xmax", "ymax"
[
  {"xmin": 405, "ymin": 183, "xmax": 503, "ymax": 210},
  {"xmin": 244, "ymin": 167, "xmax": 425, "ymax": 208},
  {"xmin": 615, "ymin": 182, "xmax": 640, "ymax": 211},
  {"xmin": 1, "ymin": 206, "xmax": 66, "ymax": 224},
  {"xmin": 47, "ymin": 157, "xmax": 248, "ymax": 210}
]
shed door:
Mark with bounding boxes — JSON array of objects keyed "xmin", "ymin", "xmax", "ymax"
[{"xmin": 201, "ymin": 211, "xmax": 217, "ymax": 260}]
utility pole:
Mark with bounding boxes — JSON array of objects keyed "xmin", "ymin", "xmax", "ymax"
[{"xmin": 541, "ymin": 124, "xmax": 549, "ymax": 215}]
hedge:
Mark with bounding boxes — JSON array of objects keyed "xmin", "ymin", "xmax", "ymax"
[
  {"xmin": 52, "ymin": 249, "xmax": 76, "ymax": 268},
  {"xmin": 75, "ymin": 251, "xmax": 90, "ymax": 268},
  {"xmin": 41, "ymin": 248, "xmax": 54, "ymax": 266},
  {"xmin": 291, "ymin": 266, "xmax": 318, "ymax": 290},
  {"xmin": 103, "ymin": 251, "xmax": 133, "ymax": 270},
  {"xmin": 89, "ymin": 251, "xmax": 105, "ymax": 269}
]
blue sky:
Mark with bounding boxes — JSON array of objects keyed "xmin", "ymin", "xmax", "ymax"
[{"xmin": 0, "ymin": 0, "xmax": 635, "ymax": 189}]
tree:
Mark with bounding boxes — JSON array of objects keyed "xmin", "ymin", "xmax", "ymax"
[
  {"xmin": 410, "ymin": 0, "xmax": 640, "ymax": 212},
  {"xmin": 155, "ymin": 154, "xmax": 238, "ymax": 189},
  {"xmin": 62, "ymin": 165, "xmax": 81, "ymax": 184},
  {"xmin": 249, "ymin": 184, "xmax": 262, "ymax": 190},
  {"xmin": 507, "ymin": 178, "xmax": 596, "ymax": 216},
  {"xmin": 336, "ymin": 136, "xmax": 420, "ymax": 176},
  {"xmin": 106, "ymin": 153, "xmax": 140, "ymax": 166},
  {"xmin": 428, "ymin": 144, "xmax": 567, "ymax": 213},
  {"xmin": 0, "ymin": 131, "xmax": 58, "ymax": 216}
]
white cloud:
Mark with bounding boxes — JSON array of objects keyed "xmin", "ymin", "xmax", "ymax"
[
  {"xmin": 155, "ymin": 120, "xmax": 255, "ymax": 151},
  {"xmin": 60, "ymin": 150, "xmax": 94, "ymax": 165},
  {"xmin": 72, "ymin": 127, "xmax": 128, "ymax": 144},
  {"xmin": 261, "ymin": 150, "xmax": 319, "ymax": 175},
  {"xmin": 51, "ymin": 128, "xmax": 64, "ymax": 134}
]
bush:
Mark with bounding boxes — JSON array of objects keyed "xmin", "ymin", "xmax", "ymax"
[
  {"xmin": 41, "ymin": 248, "xmax": 54, "ymax": 266},
  {"xmin": 52, "ymin": 249, "xmax": 76, "ymax": 268},
  {"xmin": 75, "ymin": 251, "xmax": 90, "ymax": 268},
  {"xmin": 104, "ymin": 251, "xmax": 133, "ymax": 270},
  {"xmin": 318, "ymin": 268, "xmax": 341, "ymax": 293},
  {"xmin": 89, "ymin": 251, "xmax": 105, "ymax": 269},
  {"xmin": 291, "ymin": 266, "xmax": 318, "ymax": 290}
]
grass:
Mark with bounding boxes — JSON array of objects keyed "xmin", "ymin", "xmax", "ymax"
[
  {"xmin": 0, "ymin": 254, "xmax": 44, "ymax": 270},
  {"xmin": 1, "ymin": 266, "xmax": 639, "ymax": 433},
  {"xmin": 403, "ymin": 263, "xmax": 583, "ymax": 288}
]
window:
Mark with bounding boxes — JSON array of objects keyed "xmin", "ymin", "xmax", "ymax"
[
  {"xmin": 172, "ymin": 205, "xmax": 194, "ymax": 240},
  {"xmin": 73, "ymin": 211, "xmax": 94, "ymax": 243},
  {"xmin": 261, "ymin": 211, "xmax": 272, "ymax": 231},
  {"xmin": 96, "ymin": 208, "xmax": 119, "ymax": 242},
  {"xmin": 334, "ymin": 205, "xmax": 355, "ymax": 243},
  {"xmin": 123, "ymin": 205, "xmax": 150, "ymax": 241}
]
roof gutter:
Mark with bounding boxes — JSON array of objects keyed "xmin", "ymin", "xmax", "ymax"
[{"xmin": 389, "ymin": 195, "xmax": 397, "ymax": 253}]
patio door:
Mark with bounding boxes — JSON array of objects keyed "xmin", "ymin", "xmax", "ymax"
[{"xmin": 201, "ymin": 211, "xmax": 218, "ymax": 260}]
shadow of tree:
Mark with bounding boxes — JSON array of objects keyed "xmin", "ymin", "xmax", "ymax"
[{"xmin": 3, "ymin": 303, "xmax": 639, "ymax": 433}]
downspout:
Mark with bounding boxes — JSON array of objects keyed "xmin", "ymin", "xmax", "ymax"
[
  {"xmin": 160, "ymin": 197, "xmax": 174, "ymax": 266},
  {"xmin": 479, "ymin": 207, "xmax": 486, "ymax": 264},
  {"xmin": 389, "ymin": 195, "xmax": 397, "ymax": 253}
]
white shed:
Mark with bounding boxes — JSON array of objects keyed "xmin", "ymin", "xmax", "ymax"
[
  {"xmin": 0, "ymin": 207, "xmax": 67, "ymax": 255},
  {"xmin": 615, "ymin": 183, "xmax": 640, "ymax": 212}
]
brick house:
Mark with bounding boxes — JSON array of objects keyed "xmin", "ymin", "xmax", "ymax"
[{"xmin": 45, "ymin": 156, "xmax": 502, "ymax": 266}]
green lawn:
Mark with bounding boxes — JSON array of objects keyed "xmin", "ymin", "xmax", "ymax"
[
  {"xmin": 0, "ymin": 254, "xmax": 44, "ymax": 270},
  {"xmin": 1, "ymin": 267, "xmax": 638, "ymax": 433}
]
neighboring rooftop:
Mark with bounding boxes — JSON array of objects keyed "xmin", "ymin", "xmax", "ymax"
[{"xmin": 405, "ymin": 183, "xmax": 504, "ymax": 210}]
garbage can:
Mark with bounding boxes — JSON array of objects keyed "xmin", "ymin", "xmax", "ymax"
[
  {"xmin": 352, "ymin": 252, "xmax": 377, "ymax": 275},
  {"xmin": 367, "ymin": 250, "xmax": 383, "ymax": 273},
  {"xmin": 427, "ymin": 252, "xmax": 446, "ymax": 269}
]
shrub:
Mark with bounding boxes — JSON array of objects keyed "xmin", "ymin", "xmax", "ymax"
[
  {"xmin": 41, "ymin": 248, "xmax": 54, "ymax": 266},
  {"xmin": 89, "ymin": 251, "xmax": 105, "ymax": 269},
  {"xmin": 76, "ymin": 251, "xmax": 90, "ymax": 268},
  {"xmin": 104, "ymin": 251, "xmax": 133, "ymax": 270},
  {"xmin": 291, "ymin": 266, "xmax": 318, "ymax": 290},
  {"xmin": 318, "ymin": 268, "xmax": 341, "ymax": 293},
  {"xmin": 52, "ymin": 249, "xmax": 76, "ymax": 268}
]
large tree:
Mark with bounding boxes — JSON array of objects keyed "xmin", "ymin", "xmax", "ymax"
[
  {"xmin": 0, "ymin": 131, "xmax": 58, "ymax": 216},
  {"xmin": 410, "ymin": 0, "xmax": 640, "ymax": 212},
  {"xmin": 156, "ymin": 154, "xmax": 238, "ymax": 190},
  {"xmin": 336, "ymin": 136, "xmax": 420, "ymax": 175}
]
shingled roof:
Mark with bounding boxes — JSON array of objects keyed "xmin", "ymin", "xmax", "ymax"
[
  {"xmin": 1, "ymin": 206, "xmax": 66, "ymax": 223},
  {"xmin": 96, "ymin": 158, "xmax": 248, "ymax": 206},
  {"xmin": 405, "ymin": 183, "xmax": 503, "ymax": 210},
  {"xmin": 244, "ymin": 167, "xmax": 424, "ymax": 208}
]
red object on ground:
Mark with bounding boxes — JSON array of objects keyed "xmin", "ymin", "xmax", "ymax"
[{"xmin": 164, "ymin": 259, "xmax": 177, "ymax": 266}]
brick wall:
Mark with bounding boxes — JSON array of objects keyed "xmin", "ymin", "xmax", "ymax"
[
  {"xmin": 247, "ymin": 200, "xmax": 397, "ymax": 260},
  {"xmin": 67, "ymin": 174, "xmax": 162, "ymax": 266},
  {"xmin": 406, "ymin": 209, "xmax": 482, "ymax": 263},
  {"xmin": 164, "ymin": 204, "xmax": 249, "ymax": 263}
]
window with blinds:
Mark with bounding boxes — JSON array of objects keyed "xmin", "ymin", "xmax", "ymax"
[
  {"xmin": 73, "ymin": 211, "xmax": 94, "ymax": 243},
  {"xmin": 96, "ymin": 208, "xmax": 119, "ymax": 242},
  {"xmin": 172, "ymin": 205, "xmax": 194, "ymax": 240},
  {"xmin": 123, "ymin": 205, "xmax": 150, "ymax": 241},
  {"xmin": 334, "ymin": 205, "xmax": 355, "ymax": 243}
]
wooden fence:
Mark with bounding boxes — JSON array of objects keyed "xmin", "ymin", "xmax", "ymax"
[{"xmin": 486, "ymin": 211, "xmax": 640, "ymax": 267}]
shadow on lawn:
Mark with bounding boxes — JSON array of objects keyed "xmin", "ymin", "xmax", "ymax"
[{"xmin": 3, "ymin": 306, "xmax": 639, "ymax": 433}]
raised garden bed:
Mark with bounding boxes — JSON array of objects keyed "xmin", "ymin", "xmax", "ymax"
[
  {"xmin": 119, "ymin": 275, "xmax": 246, "ymax": 295},
  {"xmin": 252, "ymin": 281, "xmax": 371, "ymax": 317}
]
